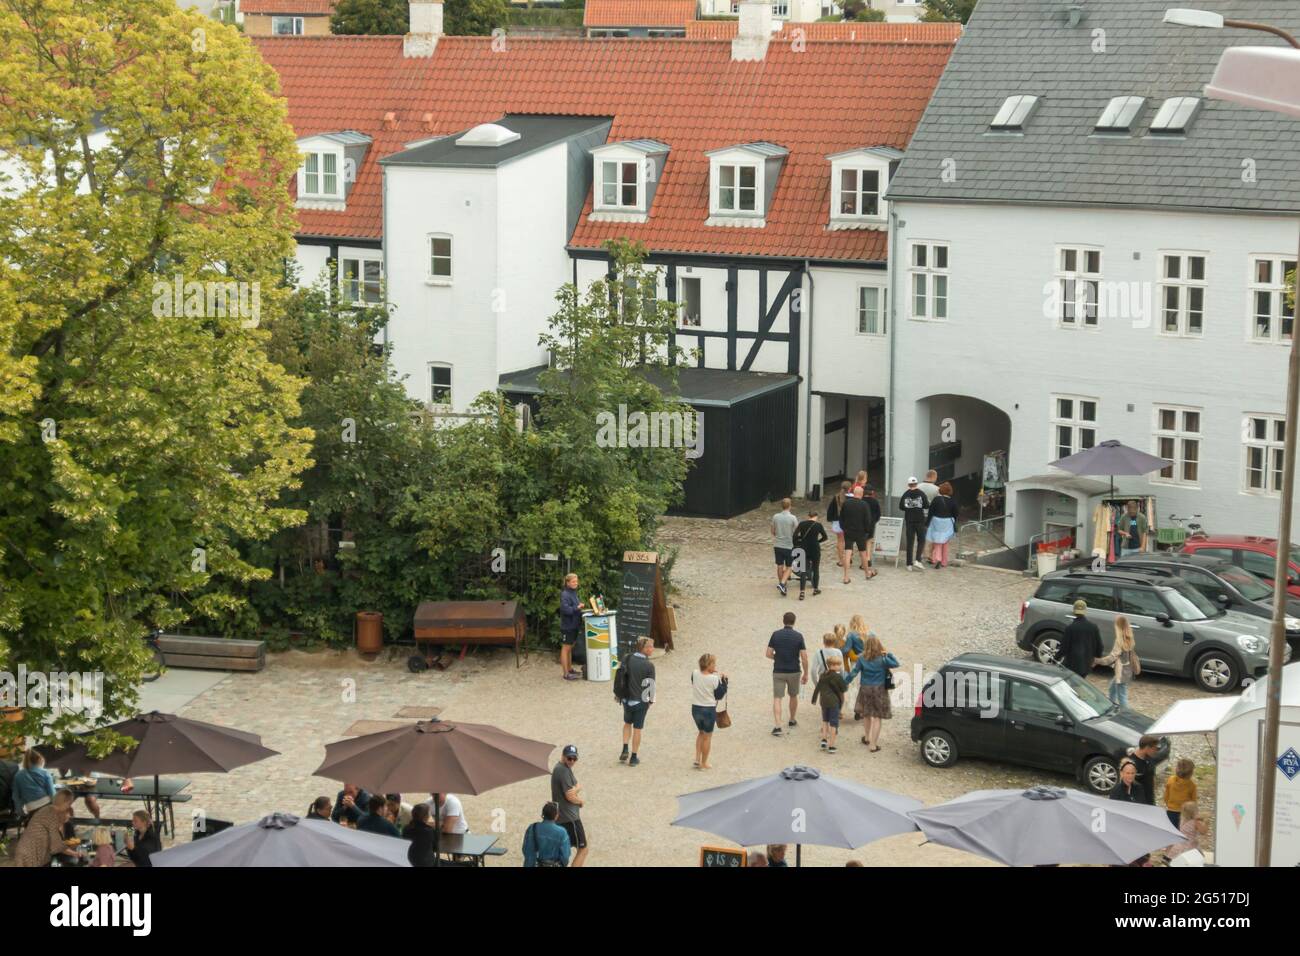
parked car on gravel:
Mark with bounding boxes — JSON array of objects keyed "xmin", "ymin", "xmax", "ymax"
[
  {"xmin": 1180, "ymin": 534, "xmax": 1300, "ymax": 599},
  {"xmin": 1015, "ymin": 568, "xmax": 1289, "ymax": 693},
  {"xmin": 910, "ymin": 653, "xmax": 1168, "ymax": 794}
]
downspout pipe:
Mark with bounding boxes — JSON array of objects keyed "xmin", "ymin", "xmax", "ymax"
[
  {"xmin": 803, "ymin": 260, "xmax": 815, "ymax": 500},
  {"xmin": 886, "ymin": 205, "xmax": 899, "ymax": 516}
]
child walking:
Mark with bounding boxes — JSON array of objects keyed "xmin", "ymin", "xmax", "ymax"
[
  {"xmin": 1163, "ymin": 758, "xmax": 1197, "ymax": 828},
  {"xmin": 811, "ymin": 656, "xmax": 848, "ymax": 754}
]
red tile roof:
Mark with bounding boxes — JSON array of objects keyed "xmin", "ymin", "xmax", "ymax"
[
  {"xmin": 584, "ymin": 0, "xmax": 698, "ymax": 28},
  {"xmin": 684, "ymin": 19, "xmax": 964, "ymax": 41},
  {"xmin": 253, "ymin": 36, "xmax": 954, "ymax": 261},
  {"xmin": 241, "ymin": 0, "xmax": 335, "ymax": 14}
]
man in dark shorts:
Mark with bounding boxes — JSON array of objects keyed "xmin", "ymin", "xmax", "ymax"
[
  {"xmin": 766, "ymin": 611, "xmax": 808, "ymax": 736},
  {"xmin": 771, "ymin": 498, "xmax": 799, "ymax": 596},
  {"xmin": 620, "ymin": 636, "xmax": 656, "ymax": 766},
  {"xmin": 839, "ymin": 487, "xmax": 874, "ymax": 583},
  {"xmin": 559, "ymin": 572, "xmax": 582, "ymax": 681},
  {"xmin": 793, "ymin": 508, "xmax": 827, "ymax": 599},
  {"xmin": 550, "ymin": 744, "xmax": 587, "ymax": 866}
]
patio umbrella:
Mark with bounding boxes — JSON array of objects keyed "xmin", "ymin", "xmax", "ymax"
[
  {"xmin": 39, "ymin": 710, "xmax": 279, "ymax": 826},
  {"xmin": 1049, "ymin": 440, "xmax": 1170, "ymax": 560},
  {"xmin": 313, "ymin": 716, "xmax": 555, "ymax": 866},
  {"xmin": 908, "ymin": 785, "xmax": 1183, "ymax": 867},
  {"xmin": 671, "ymin": 765, "xmax": 922, "ymax": 866},
  {"xmin": 152, "ymin": 812, "xmax": 411, "ymax": 867}
]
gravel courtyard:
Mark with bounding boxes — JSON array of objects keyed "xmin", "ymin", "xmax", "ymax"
[{"xmin": 152, "ymin": 507, "xmax": 1217, "ymax": 866}]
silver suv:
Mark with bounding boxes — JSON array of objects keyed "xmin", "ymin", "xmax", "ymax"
[{"xmin": 1015, "ymin": 568, "xmax": 1289, "ymax": 693}]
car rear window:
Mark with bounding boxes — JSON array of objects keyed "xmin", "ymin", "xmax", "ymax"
[{"xmin": 1036, "ymin": 581, "xmax": 1074, "ymax": 603}]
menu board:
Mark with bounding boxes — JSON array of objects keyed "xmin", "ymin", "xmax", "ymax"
[
  {"xmin": 700, "ymin": 845, "xmax": 746, "ymax": 868},
  {"xmin": 873, "ymin": 517, "xmax": 903, "ymax": 560},
  {"xmin": 617, "ymin": 551, "xmax": 672, "ymax": 661}
]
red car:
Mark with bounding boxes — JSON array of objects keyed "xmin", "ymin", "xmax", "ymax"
[{"xmin": 1181, "ymin": 535, "xmax": 1300, "ymax": 598}]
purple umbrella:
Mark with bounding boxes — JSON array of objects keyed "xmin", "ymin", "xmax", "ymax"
[{"xmin": 1050, "ymin": 440, "xmax": 1170, "ymax": 559}]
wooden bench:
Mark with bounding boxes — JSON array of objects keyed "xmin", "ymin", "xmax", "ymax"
[
  {"xmin": 411, "ymin": 600, "xmax": 525, "ymax": 671},
  {"xmin": 156, "ymin": 634, "xmax": 266, "ymax": 673}
]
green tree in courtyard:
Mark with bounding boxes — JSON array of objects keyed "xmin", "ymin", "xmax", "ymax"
[
  {"xmin": 922, "ymin": 0, "xmax": 977, "ymax": 23},
  {"xmin": 330, "ymin": 0, "xmax": 409, "ymax": 35}
]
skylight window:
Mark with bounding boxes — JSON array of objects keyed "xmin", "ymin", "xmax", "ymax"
[
  {"xmin": 455, "ymin": 123, "xmax": 520, "ymax": 148},
  {"xmin": 1150, "ymin": 97, "xmax": 1201, "ymax": 134},
  {"xmin": 990, "ymin": 95, "xmax": 1039, "ymax": 131},
  {"xmin": 1095, "ymin": 96, "xmax": 1145, "ymax": 132}
]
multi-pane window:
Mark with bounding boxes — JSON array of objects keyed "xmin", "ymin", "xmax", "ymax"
[
  {"xmin": 341, "ymin": 257, "xmax": 382, "ymax": 305},
  {"xmin": 838, "ymin": 168, "xmax": 880, "ymax": 217},
  {"xmin": 1051, "ymin": 395, "xmax": 1098, "ymax": 459},
  {"xmin": 1056, "ymin": 247, "xmax": 1101, "ymax": 327},
  {"xmin": 717, "ymin": 164, "xmax": 757, "ymax": 213},
  {"xmin": 302, "ymin": 152, "xmax": 338, "ymax": 197},
  {"xmin": 429, "ymin": 364, "xmax": 452, "ymax": 406},
  {"xmin": 272, "ymin": 16, "xmax": 304, "ymax": 35},
  {"xmin": 772, "ymin": 0, "xmax": 789, "ymax": 15},
  {"xmin": 857, "ymin": 286, "xmax": 887, "ymax": 335},
  {"xmin": 1160, "ymin": 253, "xmax": 1206, "ymax": 336},
  {"xmin": 679, "ymin": 277, "xmax": 701, "ymax": 327},
  {"xmin": 1243, "ymin": 414, "xmax": 1286, "ymax": 494},
  {"xmin": 428, "ymin": 235, "xmax": 452, "ymax": 280},
  {"xmin": 600, "ymin": 160, "xmax": 640, "ymax": 209},
  {"xmin": 909, "ymin": 242, "xmax": 949, "ymax": 320},
  {"xmin": 1249, "ymin": 256, "xmax": 1296, "ymax": 343},
  {"xmin": 1153, "ymin": 406, "xmax": 1201, "ymax": 485}
]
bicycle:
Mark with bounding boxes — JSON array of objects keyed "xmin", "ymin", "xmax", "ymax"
[
  {"xmin": 1159, "ymin": 513, "xmax": 1207, "ymax": 549},
  {"xmin": 141, "ymin": 628, "xmax": 166, "ymax": 683}
]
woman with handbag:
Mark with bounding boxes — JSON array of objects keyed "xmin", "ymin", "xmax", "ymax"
[
  {"xmin": 691, "ymin": 653, "xmax": 728, "ymax": 770},
  {"xmin": 1097, "ymin": 615, "xmax": 1141, "ymax": 708},
  {"xmin": 842, "ymin": 634, "xmax": 899, "ymax": 752}
]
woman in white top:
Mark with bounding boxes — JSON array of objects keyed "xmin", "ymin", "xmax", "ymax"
[{"xmin": 690, "ymin": 654, "xmax": 728, "ymax": 770}]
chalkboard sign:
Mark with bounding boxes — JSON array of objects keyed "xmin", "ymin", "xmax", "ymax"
[
  {"xmin": 873, "ymin": 517, "xmax": 903, "ymax": 561},
  {"xmin": 617, "ymin": 551, "xmax": 672, "ymax": 662},
  {"xmin": 700, "ymin": 845, "xmax": 746, "ymax": 868}
]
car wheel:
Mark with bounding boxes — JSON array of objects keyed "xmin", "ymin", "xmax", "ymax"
[
  {"xmin": 1193, "ymin": 650, "xmax": 1238, "ymax": 694},
  {"xmin": 1083, "ymin": 755, "xmax": 1119, "ymax": 794},
  {"xmin": 1033, "ymin": 631, "xmax": 1063, "ymax": 666},
  {"xmin": 920, "ymin": 729, "xmax": 958, "ymax": 768}
]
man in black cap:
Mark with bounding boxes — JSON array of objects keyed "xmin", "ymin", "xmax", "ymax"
[
  {"xmin": 550, "ymin": 744, "xmax": 587, "ymax": 866},
  {"xmin": 1059, "ymin": 599, "xmax": 1103, "ymax": 678}
]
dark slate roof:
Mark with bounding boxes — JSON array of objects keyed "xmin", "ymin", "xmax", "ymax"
[
  {"xmin": 499, "ymin": 365, "xmax": 798, "ymax": 408},
  {"xmin": 381, "ymin": 114, "xmax": 612, "ymax": 169},
  {"xmin": 887, "ymin": 0, "xmax": 1300, "ymax": 214}
]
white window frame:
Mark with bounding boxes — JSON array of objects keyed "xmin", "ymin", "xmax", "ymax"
[
  {"xmin": 272, "ymin": 15, "xmax": 305, "ymax": 35},
  {"xmin": 429, "ymin": 364, "xmax": 453, "ymax": 408},
  {"xmin": 1152, "ymin": 405, "xmax": 1202, "ymax": 487},
  {"xmin": 772, "ymin": 0, "xmax": 790, "ymax": 17},
  {"xmin": 1055, "ymin": 246, "xmax": 1101, "ymax": 329},
  {"xmin": 299, "ymin": 150, "xmax": 340, "ymax": 199},
  {"xmin": 1248, "ymin": 255, "xmax": 1296, "ymax": 344},
  {"xmin": 340, "ymin": 255, "xmax": 383, "ymax": 305},
  {"xmin": 835, "ymin": 167, "xmax": 882, "ymax": 220},
  {"xmin": 715, "ymin": 162, "xmax": 759, "ymax": 215},
  {"xmin": 1050, "ymin": 394, "xmax": 1099, "ymax": 460},
  {"xmin": 856, "ymin": 285, "xmax": 887, "ymax": 336},
  {"xmin": 908, "ymin": 241, "xmax": 949, "ymax": 321},
  {"xmin": 678, "ymin": 276, "xmax": 702, "ymax": 328},
  {"xmin": 597, "ymin": 157, "xmax": 642, "ymax": 212},
  {"xmin": 1243, "ymin": 413, "xmax": 1286, "ymax": 495},
  {"xmin": 427, "ymin": 233, "xmax": 452, "ymax": 284},
  {"xmin": 1159, "ymin": 251, "xmax": 1206, "ymax": 337}
]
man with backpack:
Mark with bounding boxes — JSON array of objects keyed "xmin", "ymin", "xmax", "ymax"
[
  {"xmin": 522, "ymin": 802, "xmax": 572, "ymax": 867},
  {"xmin": 616, "ymin": 637, "xmax": 656, "ymax": 767}
]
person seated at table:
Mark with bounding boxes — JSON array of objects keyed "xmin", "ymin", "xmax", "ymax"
[
  {"xmin": 125, "ymin": 809, "xmax": 161, "ymax": 867},
  {"xmin": 331, "ymin": 782, "xmax": 371, "ymax": 826},
  {"xmin": 424, "ymin": 792, "xmax": 469, "ymax": 834},
  {"xmin": 356, "ymin": 795, "xmax": 401, "ymax": 837},
  {"xmin": 522, "ymin": 802, "xmax": 571, "ymax": 868},
  {"xmin": 403, "ymin": 802, "xmax": 439, "ymax": 867},
  {"xmin": 385, "ymin": 793, "xmax": 412, "ymax": 829},
  {"xmin": 89, "ymin": 827, "xmax": 117, "ymax": 868},
  {"xmin": 14, "ymin": 790, "xmax": 83, "ymax": 867},
  {"xmin": 305, "ymin": 796, "xmax": 333, "ymax": 822},
  {"xmin": 12, "ymin": 749, "xmax": 55, "ymax": 815}
]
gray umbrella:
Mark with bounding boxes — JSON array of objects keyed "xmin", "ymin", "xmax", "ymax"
[
  {"xmin": 671, "ymin": 765, "xmax": 922, "ymax": 866},
  {"xmin": 1050, "ymin": 439, "xmax": 1171, "ymax": 501},
  {"xmin": 908, "ymin": 785, "xmax": 1184, "ymax": 866},
  {"xmin": 152, "ymin": 812, "xmax": 411, "ymax": 867}
]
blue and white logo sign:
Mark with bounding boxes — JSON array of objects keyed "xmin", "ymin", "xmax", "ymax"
[{"xmin": 1278, "ymin": 747, "xmax": 1300, "ymax": 781}]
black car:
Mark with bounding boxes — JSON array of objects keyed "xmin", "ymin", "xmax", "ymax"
[
  {"xmin": 910, "ymin": 653, "xmax": 1169, "ymax": 794},
  {"xmin": 1113, "ymin": 552, "xmax": 1300, "ymax": 653}
]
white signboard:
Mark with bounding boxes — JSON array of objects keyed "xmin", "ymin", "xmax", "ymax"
[{"xmin": 873, "ymin": 517, "xmax": 904, "ymax": 559}]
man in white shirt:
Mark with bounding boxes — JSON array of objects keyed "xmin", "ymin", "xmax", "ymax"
[{"xmin": 424, "ymin": 792, "xmax": 468, "ymax": 834}]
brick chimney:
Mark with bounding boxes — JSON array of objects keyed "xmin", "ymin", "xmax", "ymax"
[
  {"xmin": 732, "ymin": 1, "xmax": 772, "ymax": 62},
  {"xmin": 404, "ymin": 0, "xmax": 443, "ymax": 59}
]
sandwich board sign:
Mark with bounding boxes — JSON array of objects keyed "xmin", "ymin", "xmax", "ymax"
[{"xmin": 873, "ymin": 517, "xmax": 904, "ymax": 567}]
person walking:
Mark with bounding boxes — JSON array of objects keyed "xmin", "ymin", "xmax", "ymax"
[
  {"xmin": 899, "ymin": 477, "xmax": 929, "ymax": 571},
  {"xmin": 1059, "ymin": 599, "xmax": 1103, "ymax": 678},
  {"xmin": 826, "ymin": 480, "xmax": 850, "ymax": 571},
  {"xmin": 1110, "ymin": 760, "xmax": 1146, "ymax": 803},
  {"xmin": 1122, "ymin": 736, "xmax": 1163, "ymax": 807},
  {"xmin": 811, "ymin": 655, "xmax": 848, "ymax": 754},
  {"xmin": 793, "ymin": 507, "xmax": 827, "ymax": 599},
  {"xmin": 691, "ymin": 653, "xmax": 728, "ymax": 769},
  {"xmin": 839, "ymin": 487, "xmax": 876, "ymax": 583},
  {"xmin": 1097, "ymin": 616, "xmax": 1141, "ymax": 707},
  {"xmin": 522, "ymin": 802, "xmax": 572, "ymax": 867},
  {"xmin": 864, "ymin": 485, "xmax": 882, "ymax": 574},
  {"xmin": 1163, "ymin": 758, "xmax": 1198, "ymax": 829},
  {"xmin": 925, "ymin": 482, "xmax": 959, "ymax": 569},
  {"xmin": 809, "ymin": 632, "xmax": 843, "ymax": 687},
  {"xmin": 550, "ymin": 744, "xmax": 587, "ymax": 866},
  {"xmin": 620, "ymin": 637, "xmax": 657, "ymax": 766},
  {"xmin": 843, "ymin": 616, "xmax": 866, "ymax": 669},
  {"xmin": 559, "ymin": 572, "xmax": 583, "ymax": 681},
  {"xmin": 852, "ymin": 470, "xmax": 869, "ymax": 496},
  {"xmin": 842, "ymin": 634, "xmax": 898, "ymax": 751},
  {"xmin": 1169, "ymin": 801, "xmax": 1208, "ymax": 858},
  {"xmin": 1116, "ymin": 500, "xmax": 1149, "ymax": 557},
  {"xmin": 767, "ymin": 611, "xmax": 808, "ymax": 737},
  {"xmin": 917, "ymin": 470, "xmax": 941, "ymax": 565},
  {"xmin": 771, "ymin": 497, "xmax": 800, "ymax": 597}
]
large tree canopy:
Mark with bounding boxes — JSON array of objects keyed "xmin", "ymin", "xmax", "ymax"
[
  {"xmin": 332, "ymin": 0, "xmax": 508, "ymax": 36},
  {"xmin": 0, "ymin": 0, "xmax": 312, "ymax": 745},
  {"xmin": 922, "ymin": 0, "xmax": 977, "ymax": 23}
]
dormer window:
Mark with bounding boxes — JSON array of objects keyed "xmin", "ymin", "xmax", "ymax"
[
  {"xmin": 295, "ymin": 131, "xmax": 371, "ymax": 211},
  {"xmin": 718, "ymin": 164, "xmax": 757, "ymax": 212},
  {"xmin": 590, "ymin": 140, "xmax": 668, "ymax": 223},
  {"xmin": 705, "ymin": 142, "xmax": 787, "ymax": 227},
  {"xmin": 839, "ymin": 168, "xmax": 879, "ymax": 217},
  {"xmin": 303, "ymin": 151, "xmax": 339, "ymax": 198},
  {"xmin": 602, "ymin": 161, "xmax": 640, "ymax": 208},
  {"xmin": 826, "ymin": 146, "xmax": 899, "ymax": 230}
]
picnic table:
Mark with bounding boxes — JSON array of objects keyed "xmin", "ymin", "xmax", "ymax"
[
  {"xmin": 436, "ymin": 833, "xmax": 503, "ymax": 867},
  {"xmin": 62, "ymin": 776, "xmax": 192, "ymax": 838}
]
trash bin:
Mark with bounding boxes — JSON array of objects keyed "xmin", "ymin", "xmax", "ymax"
[
  {"xmin": 1036, "ymin": 551, "xmax": 1059, "ymax": 577},
  {"xmin": 582, "ymin": 612, "xmax": 616, "ymax": 682},
  {"xmin": 356, "ymin": 611, "xmax": 383, "ymax": 659}
]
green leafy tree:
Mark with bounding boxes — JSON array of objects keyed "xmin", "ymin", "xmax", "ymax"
[
  {"xmin": 922, "ymin": 0, "xmax": 977, "ymax": 23},
  {"xmin": 330, "ymin": 0, "xmax": 409, "ymax": 34},
  {"xmin": 841, "ymin": 1, "xmax": 886, "ymax": 21},
  {"xmin": 446, "ymin": 0, "xmax": 508, "ymax": 35},
  {"xmin": 0, "ymin": 0, "xmax": 312, "ymax": 747}
]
